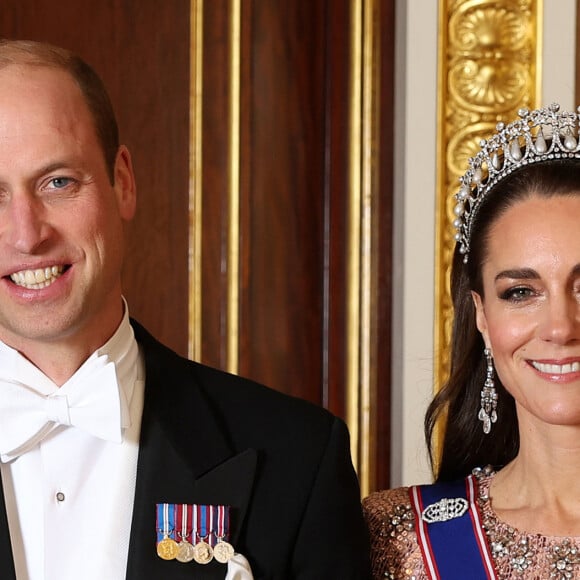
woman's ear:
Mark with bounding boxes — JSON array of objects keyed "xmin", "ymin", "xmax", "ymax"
[{"xmin": 471, "ymin": 291, "xmax": 491, "ymax": 350}]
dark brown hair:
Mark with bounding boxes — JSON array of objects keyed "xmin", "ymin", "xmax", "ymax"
[
  {"xmin": 426, "ymin": 160, "xmax": 580, "ymax": 482},
  {"xmin": 0, "ymin": 39, "xmax": 119, "ymax": 183}
]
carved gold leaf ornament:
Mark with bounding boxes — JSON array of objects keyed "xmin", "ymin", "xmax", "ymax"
[
  {"xmin": 450, "ymin": 6, "xmax": 528, "ymax": 53},
  {"xmin": 447, "ymin": 3, "xmax": 534, "ymax": 113},
  {"xmin": 435, "ymin": 0, "xmax": 540, "ymax": 410},
  {"xmin": 447, "ymin": 124, "xmax": 498, "ymax": 176},
  {"xmin": 450, "ymin": 61, "xmax": 529, "ymax": 109}
]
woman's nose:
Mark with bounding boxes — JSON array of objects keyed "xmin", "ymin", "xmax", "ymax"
[{"xmin": 539, "ymin": 296, "xmax": 580, "ymax": 344}]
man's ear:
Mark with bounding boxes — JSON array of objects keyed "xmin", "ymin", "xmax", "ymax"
[
  {"xmin": 113, "ymin": 145, "xmax": 137, "ymax": 221},
  {"xmin": 472, "ymin": 291, "xmax": 491, "ymax": 349}
]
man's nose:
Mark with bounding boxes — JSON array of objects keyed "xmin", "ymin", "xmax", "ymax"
[{"xmin": 0, "ymin": 193, "xmax": 51, "ymax": 254}]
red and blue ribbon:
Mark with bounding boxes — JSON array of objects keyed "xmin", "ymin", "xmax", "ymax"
[{"xmin": 410, "ymin": 475, "xmax": 497, "ymax": 579}]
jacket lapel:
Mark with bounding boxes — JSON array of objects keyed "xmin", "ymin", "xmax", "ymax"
[
  {"xmin": 0, "ymin": 470, "xmax": 16, "ymax": 579},
  {"xmin": 125, "ymin": 322, "xmax": 257, "ymax": 579}
]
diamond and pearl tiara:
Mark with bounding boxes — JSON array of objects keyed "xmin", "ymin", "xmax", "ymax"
[{"xmin": 453, "ymin": 103, "xmax": 580, "ymax": 262}]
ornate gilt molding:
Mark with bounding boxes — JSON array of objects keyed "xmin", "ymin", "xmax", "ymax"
[
  {"xmin": 347, "ymin": 0, "xmax": 380, "ymax": 497},
  {"xmin": 227, "ymin": 0, "xmax": 242, "ymax": 374},
  {"xmin": 435, "ymin": 0, "xmax": 542, "ymax": 394},
  {"xmin": 188, "ymin": 0, "xmax": 204, "ymax": 361}
]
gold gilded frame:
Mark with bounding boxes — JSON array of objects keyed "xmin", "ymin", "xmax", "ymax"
[
  {"xmin": 347, "ymin": 0, "xmax": 381, "ymax": 498},
  {"xmin": 227, "ymin": 0, "xmax": 242, "ymax": 374},
  {"xmin": 189, "ymin": 0, "xmax": 204, "ymax": 362},
  {"xmin": 435, "ymin": 0, "xmax": 542, "ymax": 399}
]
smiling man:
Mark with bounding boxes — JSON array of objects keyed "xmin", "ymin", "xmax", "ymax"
[
  {"xmin": 0, "ymin": 40, "xmax": 370, "ymax": 580},
  {"xmin": 0, "ymin": 65, "xmax": 134, "ymax": 381}
]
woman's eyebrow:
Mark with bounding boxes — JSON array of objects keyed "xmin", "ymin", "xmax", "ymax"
[{"xmin": 494, "ymin": 268, "xmax": 539, "ymax": 282}]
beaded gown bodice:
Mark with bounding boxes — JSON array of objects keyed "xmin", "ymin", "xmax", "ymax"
[{"xmin": 363, "ymin": 467, "xmax": 580, "ymax": 579}]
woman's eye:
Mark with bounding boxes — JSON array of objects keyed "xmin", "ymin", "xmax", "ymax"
[{"xmin": 500, "ymin": 286, "xmax": 534, "ymax": 301}]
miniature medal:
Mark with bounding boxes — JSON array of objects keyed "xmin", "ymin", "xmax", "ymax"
[
  {"xmin": 212, "ymin": 504, "xmax": 234, "ymax": 563},
  {"xmin": 156, "ymin": 503, "xmax": 178, "ymax": 560},
  {"xmin": 176, "ymin": 539, "xmax": 196, "ymax": 563},
  {"xmin": 175, "ymin": 504, "xmax": 195, "ymax": 563},
  {"xmin": 157, "ymin": 536, "xmax": 179, "ymax": 561},
  {"xmin": 213, "ymin": 539, "xmax": 235, "ymax": 564},
  {"xmin": 192, "ymin": 539, "xmax": 214, "ymax": 564},
  {"xmin": 192, "ymin": 504, "xmax": 214, "ymax": 564}
]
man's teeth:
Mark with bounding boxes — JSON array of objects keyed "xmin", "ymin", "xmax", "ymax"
[
  {"xmin": 10, "ymin": 266, "xmax": 64, "ymax": 289},
  {"xmin": 532, "ymin": 361, "xmax": 580, "ymax": 374}
]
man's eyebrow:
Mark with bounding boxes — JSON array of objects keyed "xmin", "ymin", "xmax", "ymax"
[
  {"xmin": 36, "ymin": 161, "xmax": 72, "ymax": 174},
  {"xmin": 0, "ymin": 161, "xmax": 73, "ymax": 189}
]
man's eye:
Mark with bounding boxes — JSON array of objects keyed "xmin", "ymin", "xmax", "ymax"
[{"xmin": 49, "ymin": 177, "xmax": 73, "ymax": 189}]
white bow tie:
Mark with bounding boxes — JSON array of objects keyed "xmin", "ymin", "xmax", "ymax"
[{"xmin": 0, "ymin": 354, "xmax": 128, "ymax": 461}]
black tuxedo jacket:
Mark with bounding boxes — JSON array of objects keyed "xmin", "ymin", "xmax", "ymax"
[{"xmin": 0, "ymin": 321, "xmax": 370, "ymax": 579}]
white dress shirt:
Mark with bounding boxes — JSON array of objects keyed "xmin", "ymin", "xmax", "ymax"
[{"xmin": 0, "ymin": 308, "xmax": 144, "ymax": 580}]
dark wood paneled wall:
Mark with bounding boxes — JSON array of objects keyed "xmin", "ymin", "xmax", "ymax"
[
  {"xmin": 241, "ymin": 1, "xmax": 328, "ymax": 402},
  {"xmin": 1, "ymin": 0, "xmax": 395, "ymax": 491},
  {"xmin": 377, "ymin": 0, "xmax": 395, "ymax": 492}
]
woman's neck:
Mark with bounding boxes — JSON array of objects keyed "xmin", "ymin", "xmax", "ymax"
[{"xmin": 489, "ymin": 425, "xmax": 580, "ymax": 536}]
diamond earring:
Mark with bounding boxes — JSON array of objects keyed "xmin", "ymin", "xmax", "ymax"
[{"xmin": 478, "ymin": 348, "xmax": 498, "ymax": 434}]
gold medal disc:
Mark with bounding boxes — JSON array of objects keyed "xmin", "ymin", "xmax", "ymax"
[
  {"xmin": 213, "ymin": 540, "xmax": 235, "ymax": 563},
  {"xmin": 192, "ymin": 540, "xmax": 214, "ymax": 564},
  {"xmin": 157, "ymin": 537, "xmax": 179, "ymax": 560},
  {"xmin": 176, "ymin": 540, "xmax": 196, "ymax": 563}
]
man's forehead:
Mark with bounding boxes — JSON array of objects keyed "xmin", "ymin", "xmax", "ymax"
[
  {"xmin": 0, "ymin": 66, "xmax": 100, "ymax": 159},
  {"xmin": 0, "ymin": 66, "xmax": 87, "ymax": 119},
  {"xmin": 0, "ymin": 62, "xmax": 73, "ymax": 84}
]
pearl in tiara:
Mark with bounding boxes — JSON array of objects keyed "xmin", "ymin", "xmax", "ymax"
[{"xmin": 453, "ymin": 103, "xmax": 580, "ymax": 263}]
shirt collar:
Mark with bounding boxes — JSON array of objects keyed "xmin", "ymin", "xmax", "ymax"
[{"xmin": 0, "ymin": 297, "xmax": 140, "ymax": 428}]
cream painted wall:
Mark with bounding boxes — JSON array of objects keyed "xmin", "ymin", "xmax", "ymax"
[{"xmin": 391, "ymin": 0, "xmax": 577, "ymax": 487}]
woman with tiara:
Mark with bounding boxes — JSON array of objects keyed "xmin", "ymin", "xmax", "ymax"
[{"xmin": 364, "ymin": 103, "xmax": 580, "ymax": 579}]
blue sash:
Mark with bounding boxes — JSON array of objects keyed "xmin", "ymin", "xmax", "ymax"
[{"xmin": 409, "ymin": 475, "xmax": 497, "ymax": 579}]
